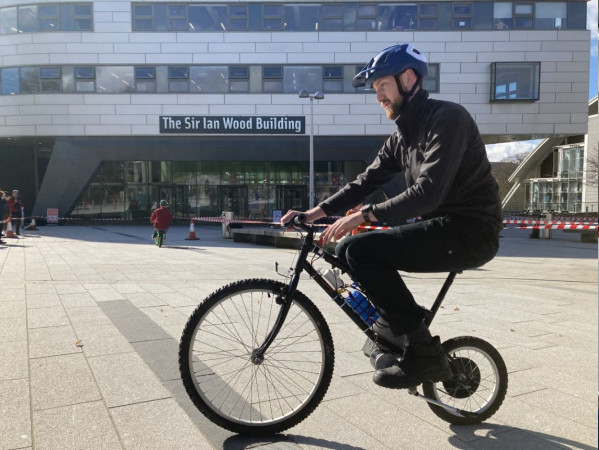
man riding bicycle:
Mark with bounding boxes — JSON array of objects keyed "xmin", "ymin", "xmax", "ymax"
[{"xmin": 281, "ymin": 43, "xmax": 502, "ymax": 389}]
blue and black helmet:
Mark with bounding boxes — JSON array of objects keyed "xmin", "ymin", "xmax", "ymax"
[{"xmin": 352, "ymin": 43, "xmax": 428, "ymax": 89}]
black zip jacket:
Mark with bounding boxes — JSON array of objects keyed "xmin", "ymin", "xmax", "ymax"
[{"xmin": 319, "ymin": 89, "xmax": 503, "ymax": 234}]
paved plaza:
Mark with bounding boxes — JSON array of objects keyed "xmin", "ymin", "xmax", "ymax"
[{"xmin": 0, "ymin": 222, "xmax": 597, "ymax": 449}]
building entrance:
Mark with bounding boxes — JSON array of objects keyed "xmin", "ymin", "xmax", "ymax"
[
  {"xmin": 219, "ymin": 186, "xmax": 248, "ymax": 217},
  {"xmin": 152, "ymin": 185, "xmax": 189, "ymax": 218},
  {"xmin": 277, "ymin": 185, "xmax": 307, "ymax": 212}
]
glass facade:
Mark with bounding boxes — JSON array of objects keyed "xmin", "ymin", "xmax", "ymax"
[
  {"xmin": 527, "ymin": 145, "xmax": 585, "ymax": 213},
  {"xmin": 0, "ymin": 63, "xmax": 440, "ymax": 96},
  {"xmin": 0, "ymin": 3, "xmax": 92, "ymax": 33},
  {"xmin": 72, "ymin": 160, "xmax": 365, "ymax": 219},
  {"xmin": 0, "ymin": 1, "xmax": 586, "ymax": 35},
  {"xmin": 130, "ymin": 1, "xmax": 587, "ymax": 32}
]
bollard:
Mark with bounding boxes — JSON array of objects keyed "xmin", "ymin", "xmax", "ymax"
[
  {"xmin": 540, "ymin": 213, "xmax": 552, "ymax": 239},
  {"xmin": 222, "ymin": 211, "xmax": 234, "ymax": 239}
]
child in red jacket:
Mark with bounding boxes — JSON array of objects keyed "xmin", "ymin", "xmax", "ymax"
[{"xmin": 150, "ymin": 200, "xmax": 172, "ymax": 242}]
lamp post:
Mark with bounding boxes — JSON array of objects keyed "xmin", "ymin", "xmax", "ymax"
[{"xmin": 298, "ymin": 89, "xmax": 324, "ymax": 209}]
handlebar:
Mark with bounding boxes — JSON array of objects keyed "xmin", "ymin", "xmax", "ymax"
[{"xmin": 283, "ymin": 213, "xmax": 308, "ymax": 228}]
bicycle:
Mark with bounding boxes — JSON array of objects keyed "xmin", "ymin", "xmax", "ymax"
[
  {"xmin": 179, "ymin": 214, "xmax": 508, "ymax": 435},
  {"xmin": 153, "ymin": 229, "xmax": 166, "ymax": 247}
]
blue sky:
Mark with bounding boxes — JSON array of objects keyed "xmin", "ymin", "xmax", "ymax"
[{"xmin": 486, "ymin": 0, "xmax": 598, "ymax": 161}]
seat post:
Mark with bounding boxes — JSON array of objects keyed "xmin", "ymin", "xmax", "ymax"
[{"xmin": 424, "ymin": 272, "xmax": 459, "ymax": 327}]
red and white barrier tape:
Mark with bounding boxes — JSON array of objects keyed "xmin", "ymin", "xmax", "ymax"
[{"xmin": 517, "ymin": 224, "xmax": 598, "ymax": 230}]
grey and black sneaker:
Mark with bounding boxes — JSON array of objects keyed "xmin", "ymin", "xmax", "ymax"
[{"xmin": 372, "ymin": 336, "xmax": 452, "ymax": 389}]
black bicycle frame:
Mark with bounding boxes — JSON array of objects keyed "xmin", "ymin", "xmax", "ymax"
[{"xmin": 252, "ymin": 220, "xmax": 459, "ymax": 360}]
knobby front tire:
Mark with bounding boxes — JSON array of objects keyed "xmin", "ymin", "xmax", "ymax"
[
  {"xmin": 422, "ymin": 336, "xmax": 508, "ymax": 425},
  {"xmin": 179, "ymin": 278, "xmax": 335, "ymax": 435}
]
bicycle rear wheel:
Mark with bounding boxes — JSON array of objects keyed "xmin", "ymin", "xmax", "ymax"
[
  {"xmin": 422, "ymin": 336, "xmax": 507, "ymax": 425},
  {"xmin": 179, "ymin": 278, "xmax": 335, "ymax": 435}
]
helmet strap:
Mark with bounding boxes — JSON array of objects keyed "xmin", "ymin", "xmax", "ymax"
[{"xmin": 394, "ymin": 74, "xmax": 422, "ymax": 111}]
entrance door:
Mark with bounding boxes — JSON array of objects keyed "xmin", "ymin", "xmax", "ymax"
[
  {"xmin": 219, "ymin": 186, "xmax": 248, "ymax": 217},
  {"xmin": 277, "ymin": 185, "xmax": 307, "ymax": 212},
  {"xmin": 152, "ymin": 185, "xmax": 188, "ymax": 218}
]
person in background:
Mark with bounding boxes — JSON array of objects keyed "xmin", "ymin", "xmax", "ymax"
[
  {"xmin": 7, "ymin": 189, "xmax": 24, "ymax": 236},
  {"xmin": 0, "ymin": 190, "xmax": 7, "ymax": 244},
  {"xmin": 150, "ymin": 199, "xmax": 173, "ymax": 241}
]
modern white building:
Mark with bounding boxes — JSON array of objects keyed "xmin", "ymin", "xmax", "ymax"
[
  {"xmin": 503, "ymin": 96, "xmax": 598, "ymax": 214},
  {"xmin": 0, "ymin": 0, "xmax": 591, "ymax": 220}
]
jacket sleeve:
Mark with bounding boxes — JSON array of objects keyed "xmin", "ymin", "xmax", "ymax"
[
  {"xmin": 150, "ymin": 210, "xmax": 156, "ymax": 224},
  {"xmin": 318, "ymin": 133, "xmax": 403, "ymax": 216},
  {"xmin": 372, "ymin": 104, "xmax": 471, "ymax": 223}
]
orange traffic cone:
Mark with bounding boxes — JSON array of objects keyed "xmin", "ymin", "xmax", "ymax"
[
  {"xmin": 185, "ymin": 219, "xmax": 199, "ymax": 240},
  {"xmin": 26, "ymin": 218, "xmax": 37, "ymax": 230},
  {"xmin": 5, "ymin": 217, "xmax": 15, "ymax": 238}
]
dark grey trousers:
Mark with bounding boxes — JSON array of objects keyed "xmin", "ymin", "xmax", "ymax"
[{"xmin": 335, "ymin": 216, "xmax": 499, "ymax": 334}]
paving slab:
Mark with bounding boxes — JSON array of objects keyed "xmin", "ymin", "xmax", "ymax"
[{"xmin": 0, "ymin": 223, "xmax": 596, "ymax": 449}]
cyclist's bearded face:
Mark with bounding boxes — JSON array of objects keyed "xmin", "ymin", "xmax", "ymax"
[{"xmin": 373, "ymin": 73, "xmax": 414, "ymax": 120}]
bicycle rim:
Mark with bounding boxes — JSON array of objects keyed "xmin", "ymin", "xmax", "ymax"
[
  {"xmin": 183, "ymin": 281, "xmax": 332, "ymax": 431},
  {"xmin": 422, "ymin": 337, "xmax": 507, "ymax": 424}
]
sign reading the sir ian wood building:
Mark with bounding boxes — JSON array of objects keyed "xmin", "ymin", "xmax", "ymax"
[{"xmin": 159, "ymin": 116, "xmax": 305, "ymax": 134}]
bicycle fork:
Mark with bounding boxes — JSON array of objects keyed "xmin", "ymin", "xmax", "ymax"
[{"xmin": 251, "ymin": 234, "xmax": 313, "ymax": 364}]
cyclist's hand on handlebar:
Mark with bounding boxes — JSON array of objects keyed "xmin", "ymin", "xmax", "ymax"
[
  {"xmin": 280, "ymin": 207, "xmax": 326, "ymax": 227},
  {"xmin": 319, "ymin": 212, "xmax": 363, "ymax": 245}
]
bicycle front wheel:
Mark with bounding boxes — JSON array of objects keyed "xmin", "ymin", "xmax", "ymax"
[{"xmin": 179, "ymin": 278, "xmax": 335, "ymax": 435}]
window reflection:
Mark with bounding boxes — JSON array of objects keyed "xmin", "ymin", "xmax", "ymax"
[{"xmin": 96, "ymin": 67, "xmax": 135, "ymax": 93}]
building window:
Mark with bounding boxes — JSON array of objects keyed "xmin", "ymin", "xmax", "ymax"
[
  {"xmin": 453, "ymin": 3, "xmax": 472, "ymax": 29},
  {"xmin": 229, "ymin": 4, "xmax": 249, "ymax": 31},
  {"xmin": 419, "ymin": 3, "xmax": 438, "ymax": 29},
  {"xmin": 229, "ymin": 66, "xmax": 250, "ymax": 92},
  {"xmin": 38, "ymin": 5, "xmax": 59, "ymax": 31},
  {"xmin": 263, "ymin": 4, "xmax": 282, "ymax": 30},
  {"xmin": 491, "ymin": 62, "xmax": 540, "ymax": 101},
  {"xmin": 18, "ymin": 5, "xmax": 38, "ymax": 32},
  {"xmin": 75, "ymin": 67, "xmax": 95, "ymax": 92},
  {"xmin": 190, "ymin": 66, "xmax": 228, "ymax": 92},
  {"xmin": 97, "ymin": 67, "xmax": 134, "ymax": 93},
  {"xmin": 535, "ymin": 2, "xmax": 566, "ymax": 29},
  {"xmin": 322, "ymin": 4, "xmax": 343, "ymax": 30},
  {"xmin": 135, "ymin": 67, "xmax": 156, "ymax": 92},
  {"xmin": 379, "ymin": 4, "xmax": 418, "ymax": 31},
  {"xmin": 72, "ymin": 3, "xmax": 93, "ymax": 30},
  {"xmin": 323, "ymin": 66, "xmax": 343, "ymax": 93},
  {"xmin": 493, "ymin": 2, "xmax": 512, "ymax": 29},
  {"xmin": 262, "ymin": 66, "xmax": 283, "ymax": 92},
  {"xmin": 167, "ymin": 4, "xmax": 188, "ymax": 31},
  {"xmin": 20, "ymin": 67, "xmax": 40, "ymax": 93},
  {"xmin": 0, "ymin": 7, "xmax": 17, "ymax": 34},
  {"xmin": 284, "ymin": 66, "xmax": 322, "ymax": 93},
  {"xmin": 40, "ymin": 67, "xmax": 62, "ymax": 92},
  {"xmin": 356, "ymin": 3, "xmax": 377, "ymax": 30},
  {"xmin": 168, "ymin": 66, "xmax": 189, "ymax": 92},
  {"xmin": 133, "ymin": 4, "xmax": 154, "ymax": 30},
  {"xmin": 283, "ymin": 4, "xmax": 321, "ymax": 31},
  {"xmin": 423, "ymin": 63, "xmax": 440, "ymax": 93},
  {"xmin": 514, "ymin": 3, "xmax": 534, "ymax": 28}
]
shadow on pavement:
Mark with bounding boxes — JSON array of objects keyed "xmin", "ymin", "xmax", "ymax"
[
  {"xmin": 223, "ymin": 433, "xmax": 367, "ymax": 449},
  {"xmin": 448, "ymin": 422, "xmax": 597, "ymax": 449}
]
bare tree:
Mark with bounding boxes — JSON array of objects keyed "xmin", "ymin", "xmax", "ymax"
[
  {"xmin": 501, "ymin": 152, "xmax": 530, "ymax": 165},
  {"xmin": 491, "ymin": 162, "xmax": 518, "ymax": 201},
  {"xmin": 585, "ymin": 150, "xmax": 598, "ymax": 188}
]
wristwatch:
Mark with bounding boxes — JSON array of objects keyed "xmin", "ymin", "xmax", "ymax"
[{"xmin": 360, "ymin": 203, "xmax": 374, "ymax": 223}]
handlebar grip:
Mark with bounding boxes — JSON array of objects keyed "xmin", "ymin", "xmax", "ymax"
[
  {"xmin": 283, "ymin": 213, "xmax": 307, "ymax": 228},
  {"xmin": 293, "ymin": 214, "xmax": 307, "ymax": 225}
]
